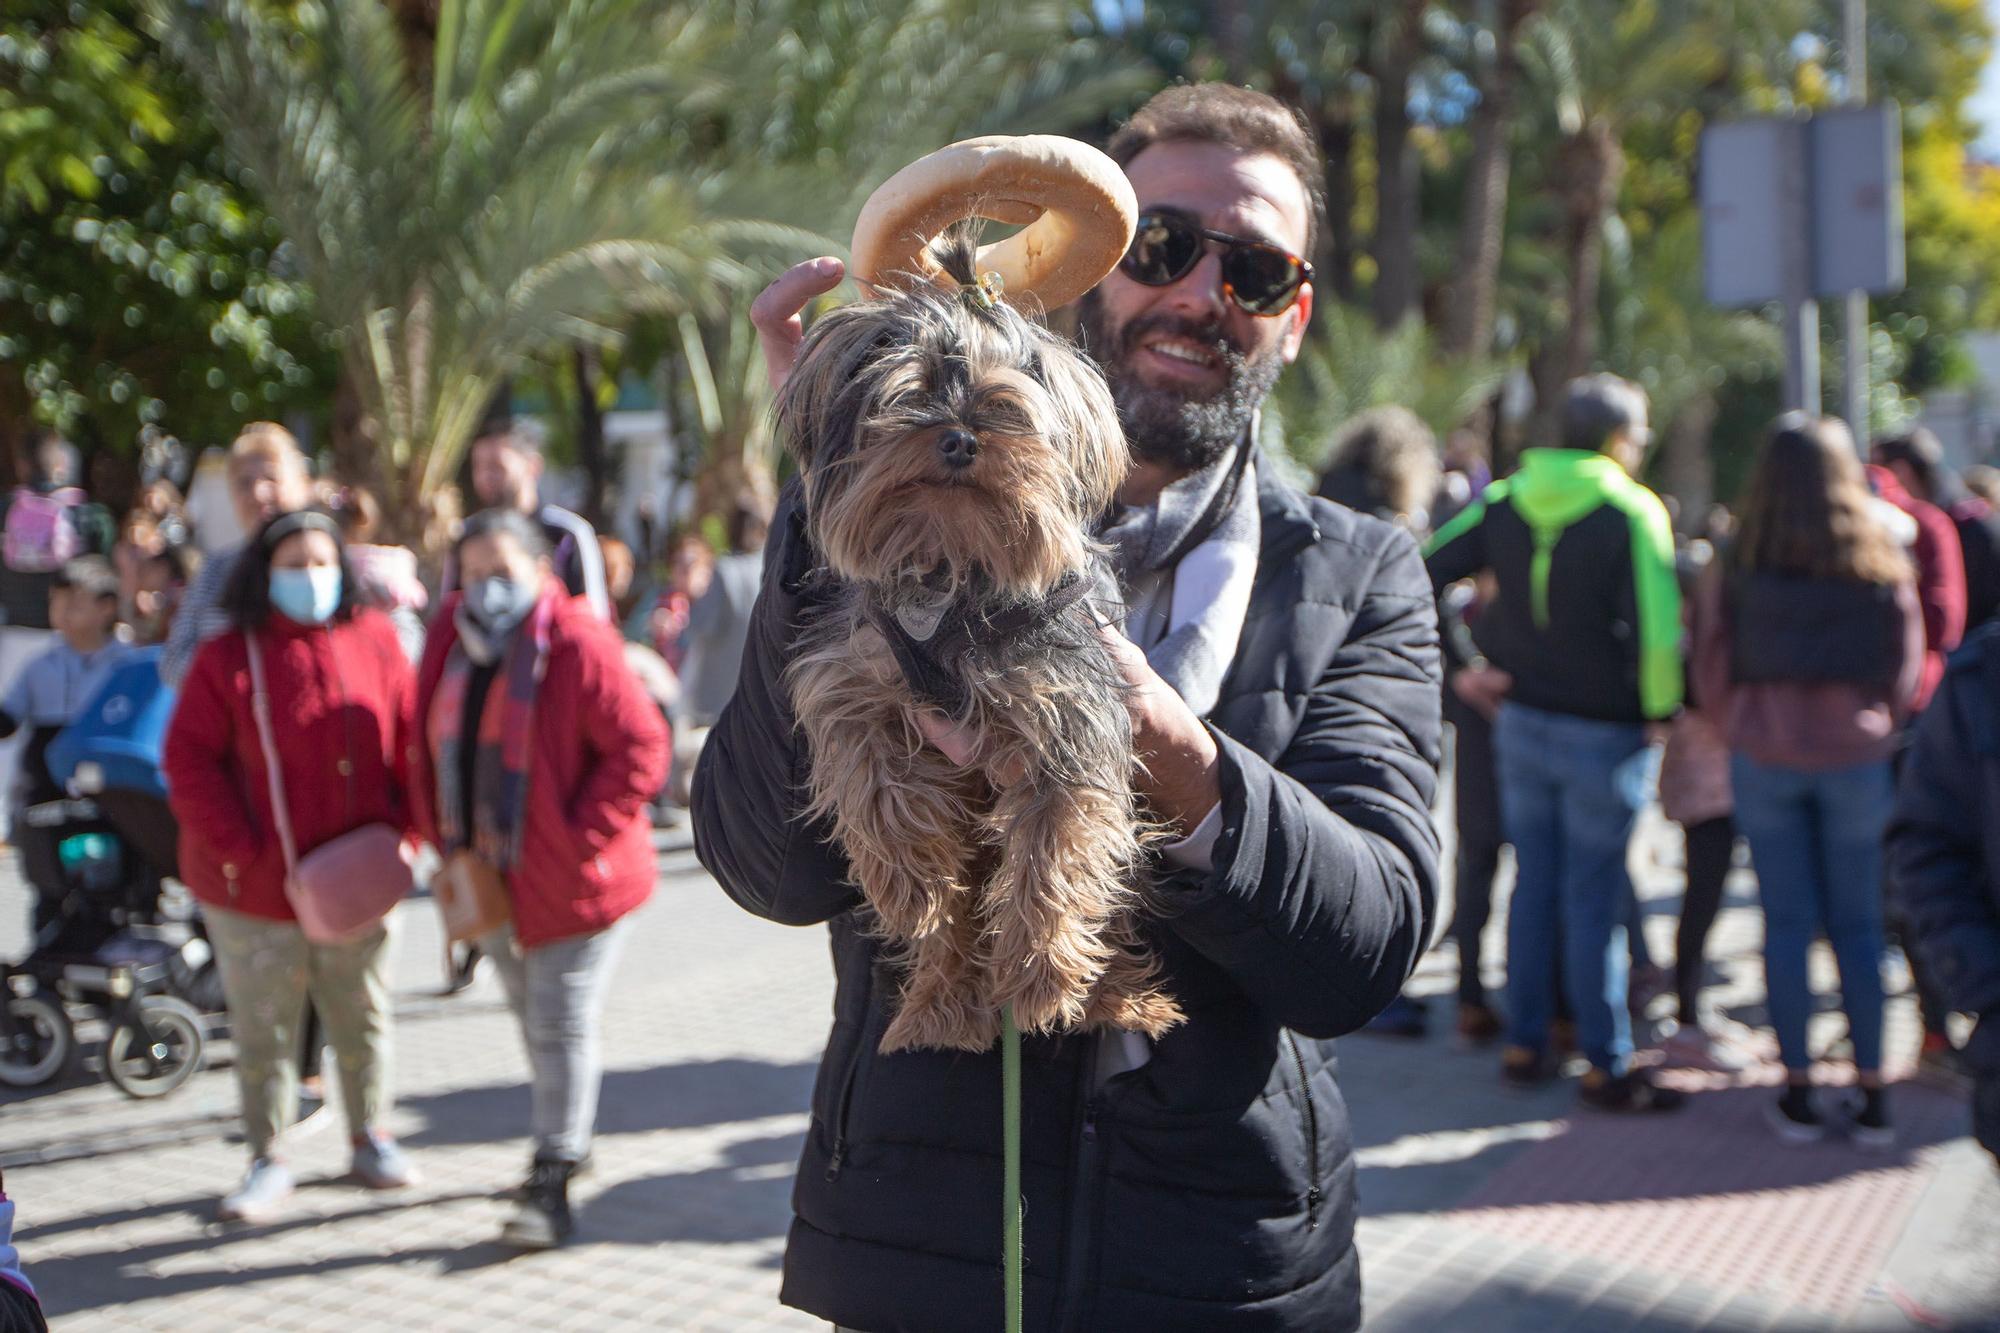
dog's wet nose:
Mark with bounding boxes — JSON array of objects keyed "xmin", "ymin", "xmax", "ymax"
[{"xmin": 937, "ymin": 429, "xmax": 979, "ymax": 469}]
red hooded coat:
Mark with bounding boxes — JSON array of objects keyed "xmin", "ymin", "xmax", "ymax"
[
  {"xmin": 164, "ymin": 608, "xmax": 416, "ymax": 922},
  {"xmin": 1869, "ymin": 463, "xmax": 1967, "ymax": 709},
  {"xmin": 412, "ymin": 586, "xmax": 667, "ymax": 948}
]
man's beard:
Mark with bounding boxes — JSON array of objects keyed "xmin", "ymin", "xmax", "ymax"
[{"xmin": 1080, "ymin": 295, "xmax": 1284, "ymax": 473}]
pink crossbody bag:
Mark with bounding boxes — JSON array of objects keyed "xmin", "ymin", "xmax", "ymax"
[{"xmin": 248, "ymin": 632, "xmax": 413, "ymax": 944}]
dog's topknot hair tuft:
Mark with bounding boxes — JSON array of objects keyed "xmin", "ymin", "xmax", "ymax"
[{"xmin": 924, "ymin": 219, "xmax": 981, "ymax": 285}]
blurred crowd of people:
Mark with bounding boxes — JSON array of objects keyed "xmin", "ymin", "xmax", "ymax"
[
  {"xmin": 0, "ymin": 417, "xmax": 768, "ymax": 1257},
  {"xmin": 1324, "ymin": 381, "xmax": 2000, "ymax": 1158}
]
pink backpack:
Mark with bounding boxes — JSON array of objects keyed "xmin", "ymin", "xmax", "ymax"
[{"xmin": 4, "ymin": 487, "xmax": 85, "ymax": 573}]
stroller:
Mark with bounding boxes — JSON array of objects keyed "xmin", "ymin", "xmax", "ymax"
[{"xmin": 0, "ymin": 647, "xmax": 219, "ymax": 1099}]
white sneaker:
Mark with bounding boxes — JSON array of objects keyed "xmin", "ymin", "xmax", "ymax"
[
  {"xmin": 1839, "ymin": 1089, "xmax": 1896, "ymax": 1152},
  {"xmin": 351, "ymin": 1131, "xmax": 418, "ymax": 1189},
  {"xmin": 219, "ymin": 1157, "xmax": 295, "ymax": 1223}
]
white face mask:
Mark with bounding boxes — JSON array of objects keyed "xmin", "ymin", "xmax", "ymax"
[
  {"xmin": 466, "ymin": 574, "xmax": 537, "ymax": 633},
  {"xmin": 269, "ymin": 567, "xmax": 342, "ymax": 624}
]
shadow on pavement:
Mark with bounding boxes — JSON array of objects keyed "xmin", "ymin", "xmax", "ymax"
[
  {"xmin": 397, "ymin": 1056, "xmax": 819, "ymax": 1147},
  {"xmin": 586, "ymin": 1127, "xmax": 802, "ymax": 1251},
  {"xmin": 1339, "ymin": 1018, "xmax": 1969, "ymax": 1217},
  {"xmin": 28, "ymin": 1189, "xmax": 497, "ymax": 1317},
  {"xmin": 1450, "ymin": 1079, "xmax": 1968, "ymax": 1212},
  {"xmin": 1369, "ymin": 1268, "xmax": 1776, "ymax": 1333}
]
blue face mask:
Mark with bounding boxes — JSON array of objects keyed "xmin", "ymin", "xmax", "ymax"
[
  {"xmin": 269, "ymin": 567, "xmax": 342, "ymax": 625},
  {"xmin": 466, "ymin": 575, "xmax": 538, "ymax": 633}
]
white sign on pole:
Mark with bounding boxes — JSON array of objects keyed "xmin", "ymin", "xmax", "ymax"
[
  {"xmin": 1700, "ymin": 105, "xmax": 1904, "ymax": 308},
  {"xmin": 1699, "ymin": 118, "xmax": 1793, "ymax": 309},
  {"xmin": 1811, "ymin": 104, "xmax": 1904, "ymax": 297}
]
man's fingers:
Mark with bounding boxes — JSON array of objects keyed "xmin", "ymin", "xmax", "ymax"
[
  {"xmin": 1096, "ymin": 623, "xmax": 1151, "ymax": 684},
  {"xmin": 752, "ymin": 256, "xmax": 846, "ymax": 391}
]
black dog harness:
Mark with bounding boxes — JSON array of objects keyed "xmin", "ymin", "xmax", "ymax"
[{"xmin": 869, "ymin": 571, "xmax": 1097, "ymax": 716}]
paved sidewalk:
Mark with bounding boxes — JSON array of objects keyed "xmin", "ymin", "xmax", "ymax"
[{"xmin": 3, "ymin": 814, "xmax": 1997, "ymax": 1331}]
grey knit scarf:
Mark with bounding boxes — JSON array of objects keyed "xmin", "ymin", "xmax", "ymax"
[{"xmin": 1100, "ymin": 440, "xmax": 1261, "ymax": 718}]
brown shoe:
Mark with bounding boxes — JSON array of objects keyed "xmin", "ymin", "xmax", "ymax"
[
  {"xmin": 1500, "ymin": 1044, "xmax": 1557, "ymax": 1089},
  {"xmin": 1457, "ymin": 1001, "xmax": 1502, "ymax": 1046}
]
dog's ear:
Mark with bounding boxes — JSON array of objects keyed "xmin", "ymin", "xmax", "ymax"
[
  {"xmin": 774, "ymin": 303, "xmax": 902, "ymax": 477},
  {"xmin": 1031, "ymin": 329, "xmax": 1129, "ymax": 518}
]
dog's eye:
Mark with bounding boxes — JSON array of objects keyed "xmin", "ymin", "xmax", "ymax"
[{"xmin": 974, "ymin": 401, "xmax": 1037, "ymax": 438}]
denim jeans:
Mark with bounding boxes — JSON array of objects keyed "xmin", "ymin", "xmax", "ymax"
[
  {"xmin": 481, "ymin": 916, "xmax": 632, "ymax": 1162},
  {"xmin": 1728, "ymin": 754, "xmax": 1889, "ymax": 1074},
  {"xmin": 1493, "ymin": 702, "xmax": 1649, "ymax": 1075}
]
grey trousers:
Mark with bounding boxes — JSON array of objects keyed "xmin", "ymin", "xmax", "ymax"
[
  {"xmin": 480, "ymin": 916, "xmax": 630, "ymax": 1163},
  {"xmin": 204, "ymin": 903, "xmax": 394, "ymax": 1158}
]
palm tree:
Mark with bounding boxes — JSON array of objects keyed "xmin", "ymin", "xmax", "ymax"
[
  {"xmin": 149, "ymin": 0, "xmax": 826, "ymax": 542},
  {"xmin": 1366, "ymin": 0, "xmax": 1435, "ymax": 331},
  {"xmin": 1507, "ymin": 0, "xmax": 1737, "ymax": 438},
  {"xmin": 1599, "ymin": 210, "xmax": 1779, "ymax": 525},
  {"xmin": 1262, "ymin": 300, "xmax": 1501, "ymax": 478},
  {"xmin": 1437, "ymin": 0, "xmax": 1540, "ymax": 359}
]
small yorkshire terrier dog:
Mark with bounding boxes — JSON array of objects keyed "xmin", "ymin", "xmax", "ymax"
[{"xmin": 779, "ymin": 234, "xmax": 1183, "ymax": 1053}]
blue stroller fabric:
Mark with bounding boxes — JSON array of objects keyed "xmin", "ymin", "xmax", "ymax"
[{"xmin": 46, "ymin": 646, "xmax": 173, "ymax": 802}]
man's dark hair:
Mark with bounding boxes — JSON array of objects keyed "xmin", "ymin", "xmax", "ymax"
[
  {"xmin": 1560, "ymin": 373, "xmax": 1650, "ymax": 454},
  {"xmin": 469, "ymin": 418, "xmax": 549, "ymax": 460},
  {"xmin": 1871, "ymin": 426, "xmax": 1946, "ymax": 501},
  {"xmin": 52, "ymin": 555, "xmax": 118, "ymax": 604},
  {"xmin": 221, "ymin": 509, "xmax": 361, "ymax": 630},
  {"xmin": 1106, "ymin": 83, "xmax": 1326, "ymax": 255},
  {"xmin": 457, "ymin": 505, "xmax": 551, "ymax": 561},
  {"xmin": 727, "ymin": 491, "xmax": 773, "ymax": 554}
]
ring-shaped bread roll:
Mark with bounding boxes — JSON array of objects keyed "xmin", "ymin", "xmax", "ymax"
[{"xmin": 850, "ymin": 135, "xmax": 1139, "ymax": 312}]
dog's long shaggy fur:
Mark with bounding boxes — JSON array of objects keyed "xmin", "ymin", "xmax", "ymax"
[{"xmin": 779, "ymin": 236, "xmax": 1183, "ymax": 1053}]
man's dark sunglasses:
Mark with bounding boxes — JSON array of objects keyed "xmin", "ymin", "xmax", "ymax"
[{"xmin": 1119, "ymin": 208, "xmax": 1314, "ymax": 316}]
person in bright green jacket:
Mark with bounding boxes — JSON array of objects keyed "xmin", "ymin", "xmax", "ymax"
[{"xmin": 1426, "ymin": 373, "xmax": 1685, "ymax": 1113}]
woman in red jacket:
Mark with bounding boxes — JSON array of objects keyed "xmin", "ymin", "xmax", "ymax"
[
  {"xmin": 413, "ymin": 507, "xmax": 667, "ymax": 1249},
  {"xmin": 163, "ymin": 509, "xmax": 417, "ymax": 1222}
]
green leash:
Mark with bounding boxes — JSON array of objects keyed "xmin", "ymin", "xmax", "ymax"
[{"xmin": 1002, "ymin": 1004, "xmax": 1023, "ymax": 1333}]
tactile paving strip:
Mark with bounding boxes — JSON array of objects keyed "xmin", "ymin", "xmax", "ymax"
[{"xmin": 1448, "ymin": 1079, "xmax": 1966, "ymax": 1316}]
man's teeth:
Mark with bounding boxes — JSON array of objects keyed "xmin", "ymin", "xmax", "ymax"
[{"xmin": 1149, "ymin": 339, "xmax": 1218, "ymax": 367}]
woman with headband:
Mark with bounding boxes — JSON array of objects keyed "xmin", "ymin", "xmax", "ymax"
[{"xmin": 165, "ymin": 507, "xmax": 420, "ymax": 1222}]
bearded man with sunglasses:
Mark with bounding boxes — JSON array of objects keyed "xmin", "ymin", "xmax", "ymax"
[{"xmin": 697, "ymin": 83, "xmax": 1441, "ymax": 1333}]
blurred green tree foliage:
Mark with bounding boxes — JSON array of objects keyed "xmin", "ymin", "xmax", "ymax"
[{"xmin": 0, "ymin": 2, "xmax": 333, "ymax": 475}]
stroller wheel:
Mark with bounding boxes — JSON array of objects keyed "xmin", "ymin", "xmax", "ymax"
[
  {"xmin": 105, "ymin": 995, "xmax": 205, "ymax": 1100},
  {"xmin": 0, "ymin": 991, "xmax": 75, "ymax": 1087}
]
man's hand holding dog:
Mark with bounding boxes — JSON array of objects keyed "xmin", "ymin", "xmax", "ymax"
[
  {"xmin": 1098, "ymin": 628, "xmax": 1224, "ymax": 833},
  {"xmin": 751, "ymin": 257, "xmax": 846, "ymax": 391}
]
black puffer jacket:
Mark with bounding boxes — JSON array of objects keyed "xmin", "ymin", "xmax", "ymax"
[
  {"xmin": 1887, "ymin": 623, "xmax": 2000, "ymax": 1160},
  {"xmin": 693, "ymin": 465, "xmax": 1441, "ymax": 1333}
]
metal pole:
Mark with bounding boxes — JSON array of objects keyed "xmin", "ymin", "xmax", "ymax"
[
  {"xmin": 1843, "ymin": 0, "xmax": 1870, "ymax": 442},
  {"xmin": 1782, "ymin": 117, "xmax": 1820, "ymax": 414},
  {"xmin": 1786, "ymin": 299, "xmax": 1822, "ymax": 416}
]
